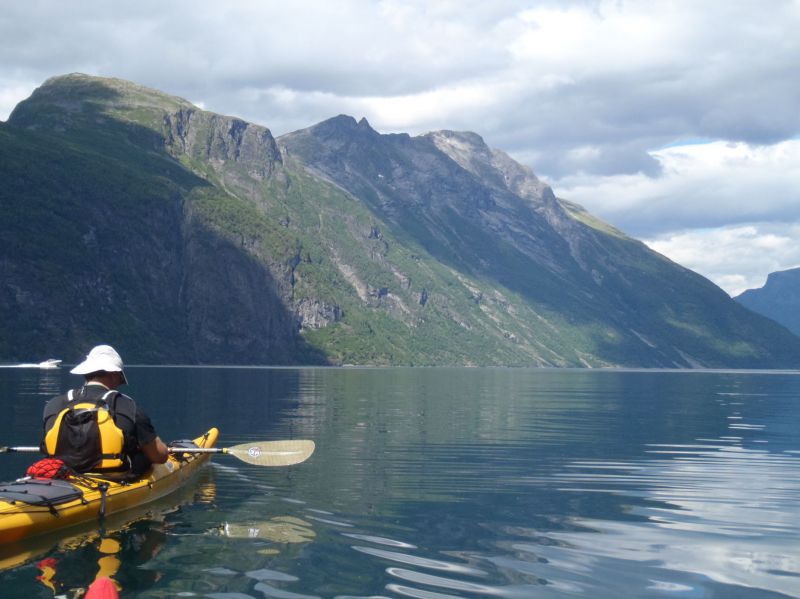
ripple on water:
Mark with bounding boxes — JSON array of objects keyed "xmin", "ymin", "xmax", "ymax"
[
  {"xmin": 351, "ymin": 546, "xmax": 488, "ymax": 576},
  {"xmin": 341, "ymin": 534, "xmax": 417, "ymax": 549},
  {"xmin": 524, "ymin": 437, "xmax": 800, "ymax": 597},
  {"xmin": 385, "ymin": 566, "xmax": 543, "ymax": 598}
]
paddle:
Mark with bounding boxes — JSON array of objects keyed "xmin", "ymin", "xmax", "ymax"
[
  {"xmin": 173, "ymin": 440, "xmax": 316, "ymax": 467},
  {"xmin": 0, "ymin": 440, "xmax": 315, "ymax": 467}
]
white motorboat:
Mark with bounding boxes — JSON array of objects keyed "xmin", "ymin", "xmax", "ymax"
[
  {"xmin": 37, "ymin": 358, "xmax": 62, "ymax": 369},
  {"xmin": 13, "ymin": 358, "xmax": 62, "ymax": 369}
]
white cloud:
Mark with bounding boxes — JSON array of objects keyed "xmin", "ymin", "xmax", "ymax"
[
  {"xmin": 354, "ymin": 81, "xmax": 512, "ymax": 132},
  {"xmin": 1, "ymin": 0, "xmax": 800, "ymax": 289},
  {"xmin": 510, "ymin": 4, "xmax": 674, "ymax": 69},
  {"xmin": 556, "ymin": 140, "xmax": 800, "ymax": 234},
  {"xmin": 644, "ymin": 224, "xmax": 800, "ymax": 296},
  {"xmin": 3, "ymin": 0, "xmax": 798, "ymax": 154},
  {"xmin": 555, "ymin": 139, "xmax": 800, "ymax": 295}
]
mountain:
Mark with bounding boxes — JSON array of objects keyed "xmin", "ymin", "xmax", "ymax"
[
  {"xmin": 735, "ymin": 268, "xmax": 800, "ymax": 337},
  {"xmin": 2, "ymin": 73, "xmax": 799, "ymax": 367}
]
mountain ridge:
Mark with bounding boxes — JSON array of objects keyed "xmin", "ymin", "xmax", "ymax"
[
  {"xmin": 735, "ymin": 268, "xmax": 800, "ymax": 337},
  {"xmin": 2, "ymin": 73, "xmax": 799, "ymax": 368}
]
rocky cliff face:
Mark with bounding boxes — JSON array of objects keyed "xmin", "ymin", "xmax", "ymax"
[
  {"xmin": 2, "ymin": 73, "xmax": 799, "ymax": 367},
  {"xmin": 1, "ymin": 74, "xmax": 321, "ymax": 364},
  {"xmin": 280, "ymin": 117, "xmax": 566, "ymax": 275},
  {"xmin": 163, "ymin": 108, "xmax": 283, "ymax": 180},
  {"xmin": 735, "ymin": 268, "xmax": 800, "ymax": 337}
]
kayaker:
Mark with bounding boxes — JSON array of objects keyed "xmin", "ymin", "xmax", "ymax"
[{"xmin": 40, "ymin": 344, "xmax": 169, "ymax": 476}]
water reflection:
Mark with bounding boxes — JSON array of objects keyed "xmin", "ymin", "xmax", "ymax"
[
  {"xmin": 218, "ymin": 516, "xmax": 316, "ymax": 543},
  {"xmin": 13, "ymin": 368, "xmax": 64, "ymax": 398},
  {"xmin": 30, "ymin": 526, "xmax": 165, "ymax": 596},
  {"xmin": 542, "ymin": 439, "xmax": 800, "ymax": 596},
  {"xmin": 0, "ymin": 471, "xmax": 216, "ymax": 597},
  {"xmin": 2, "ymin": 367, "xmax": 800, "ymax": 598}
]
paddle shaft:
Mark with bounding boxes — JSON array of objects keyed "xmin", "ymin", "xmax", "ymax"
[
  {"xmin": 0, "ymin": 446, "xmax": 223, "ymax": 453},
  {"xmin": 0, "ymin": 447, "xmax": 233, "ymax": 453},
  {"xmin": 1, "ymin": 439, "xmax": 315, "ymax": 467}
]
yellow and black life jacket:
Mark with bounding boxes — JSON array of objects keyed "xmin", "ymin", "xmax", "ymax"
[{"xmin": 43, "ymin": 389, "xmax": 127, "ymax": 472}]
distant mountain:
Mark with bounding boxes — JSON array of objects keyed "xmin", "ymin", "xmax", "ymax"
[
  {"xmin": 2, "ymin": 73, "xmax": 799, "ymax": 367},
  {"xmin": 735, "ymin": 268, "xmax": 800, "ymax": 337}
]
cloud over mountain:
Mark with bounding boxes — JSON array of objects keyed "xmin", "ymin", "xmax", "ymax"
[{"xmin": 1, "ymin": 0, "xmax": 798, "ymax": 293}]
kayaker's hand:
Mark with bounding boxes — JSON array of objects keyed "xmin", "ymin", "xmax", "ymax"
[
  {"xmin": 142, "ymin": 436, "xmax": 169, "ymax": 464},
  {"xmin": 167, "ymin": 440, "xmax": 191, "ymax": 462}
]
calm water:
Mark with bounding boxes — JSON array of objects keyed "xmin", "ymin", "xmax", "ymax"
[{"xmin": 1, "ymin": 366, "xmax": 799, "ymax": 598}]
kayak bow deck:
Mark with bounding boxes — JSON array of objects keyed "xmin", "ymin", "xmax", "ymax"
[{"xmin": 0, "ymin": 428, "xmax": 219, "ymax": 544}]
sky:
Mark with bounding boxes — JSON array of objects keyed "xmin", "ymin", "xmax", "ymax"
[{"xmin": 1, "ymin": 0, "xmax": 798, "ymax": 296}]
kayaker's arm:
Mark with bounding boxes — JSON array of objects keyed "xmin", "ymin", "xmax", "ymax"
[{"xmin": 141, "ymin": 436, "xmax": 169, "ymax": 464}]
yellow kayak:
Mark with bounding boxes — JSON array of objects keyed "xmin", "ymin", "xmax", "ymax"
[{"xmin": 0, "ymin": 428, "xmax": 218, "ymax": 544}]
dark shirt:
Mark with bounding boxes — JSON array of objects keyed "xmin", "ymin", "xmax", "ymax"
[{"xmin": 42, "ymin": 383, "xmax": 158, "ymax": 461}]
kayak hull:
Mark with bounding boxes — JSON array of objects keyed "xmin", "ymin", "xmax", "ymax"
[{"xmin": 0, "ymin": 428, "xmax": 218, "ymax": 544}]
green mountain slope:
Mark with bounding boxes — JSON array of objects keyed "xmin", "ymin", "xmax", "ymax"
[
  {"xmin": 2, "ymin": 73, "xmax": 799, "ymax": 367},
  {"xmin": 279, "ymin": 117, "xmax": 800, "ymax": 368}
]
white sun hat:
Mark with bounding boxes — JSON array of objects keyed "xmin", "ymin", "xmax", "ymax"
[{"xmin": 70, "ymin": 345, "xmax": 128, "ymax": 384}]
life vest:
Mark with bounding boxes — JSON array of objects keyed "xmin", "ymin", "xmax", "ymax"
[{"xmin": 43, "ymin": 389, "xmax": 127, "ymax": 472}]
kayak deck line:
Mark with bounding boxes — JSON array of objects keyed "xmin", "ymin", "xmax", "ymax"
[{"xmin": 0, "ymin": 427, "xmax": 219, "ymax": 544}]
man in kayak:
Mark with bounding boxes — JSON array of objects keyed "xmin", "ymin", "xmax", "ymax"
[{"xmin": 40, "ymin": 344, "xmax": 169, "ymax": 476}]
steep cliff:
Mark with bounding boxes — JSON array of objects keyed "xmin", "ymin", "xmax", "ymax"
[
  {"xmin": 1, "ymin": 74, "xmax": 319, "ymax": 364},
  {"xmin": 2, "ymin": 73, "xmax": 799, "ymax": 367}
]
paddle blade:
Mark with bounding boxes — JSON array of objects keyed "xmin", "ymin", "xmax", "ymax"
[{"xmin": 227, "ymin": 440, "xmax": 315, "ymax": 466}]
